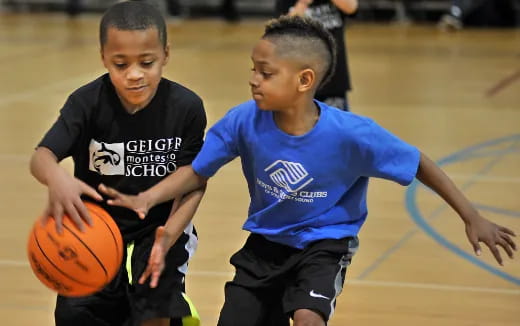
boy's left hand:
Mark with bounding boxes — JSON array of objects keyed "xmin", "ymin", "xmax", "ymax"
[
  {"xmin": 139, "ymin": 226, "xmax": 171, "ymax": 288},
  {"xmin": 465, "ymin": 215, "xmax": 516, "ymax": 265}
]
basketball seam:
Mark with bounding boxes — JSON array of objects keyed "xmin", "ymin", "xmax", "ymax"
[
  {"xmin": 87, "ymin": 205, "xmax": 123, "ymax": 265},
  {"xmin": 32, "ymin": 227, "xmax": 99, "ymax": 289},
  {"xmin": 62, "ymin": 223, "xmax": 109, "ymax": 280}
]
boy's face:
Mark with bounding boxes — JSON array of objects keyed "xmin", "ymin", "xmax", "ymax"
[
  {"xmin": 249, "ymin": 39, "xmax": 302, "ymax": 111},
  {"xmin": 101, "ymin": 27, "xmax": 169, "ymax": 112}
]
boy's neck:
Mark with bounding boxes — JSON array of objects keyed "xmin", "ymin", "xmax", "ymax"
[{"xmin": 273, "ymin": 100, "xmax": 320, "ymax": 136}]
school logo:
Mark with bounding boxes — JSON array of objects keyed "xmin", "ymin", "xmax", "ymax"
[
  {"xmin": 264, "ymin": 160, "xmax": 314, "ymax": 193},
  {"xmin": 89, "ymin": 140, "xmax": 125, "ymax": 175},
  {"xmin": 89, "ymin": 138, "xmax": 182, "ymax": 177}
]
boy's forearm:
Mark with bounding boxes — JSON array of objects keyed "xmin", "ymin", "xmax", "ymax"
[
  {"xmin": 142, "ymin": 165, "xmax": 208, "ymax": 208},
  {"xmin": 30, "ymin": 147, "xmax": 61, "ymax": 185},
  {"xmin": 163, "ymin": 186, "xmax": 206, "ymax": 248},
  {"xmin": 416, "ymin": 152, "xmax": 479, "ymax": 223},
  {"xmin": 331, "ymin": 0, "xmax": 358, "ymax": 14}
]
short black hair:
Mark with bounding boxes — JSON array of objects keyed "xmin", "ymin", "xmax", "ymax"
[
  {"xmin": 99, "ymin": 1, "xmax": 167, "ymax": 48},
  {"xmin": 263, "ymin": 15, "xmax": 337, "ymax": 88}
]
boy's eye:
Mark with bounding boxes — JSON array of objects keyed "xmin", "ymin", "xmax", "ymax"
[
  {"xmin": 114, "ymin": 63, "xmax": 127, "ymax": 69},
  {"xmin": 251, "ymin": 68, "xmax": 272, "ymax": 78},
  {"xmin": 142, "ymin": 61, "xmax": 154, "ymax": 67}
]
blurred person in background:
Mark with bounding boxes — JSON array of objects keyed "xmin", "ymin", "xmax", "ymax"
[
  {"xmin": 65, "ymin": 0, "xmax": 81, "ymax": 17},
  {"xmin": 275, "ymin": 0, "xmax": 358, "ymax": 111},
  {"xmin": 439, "ymin": 0, "xmax": 517, "ymax": 30},
  {"xmin": 220, "ymin": 0, "xmax": 240, "ymax": 22}
]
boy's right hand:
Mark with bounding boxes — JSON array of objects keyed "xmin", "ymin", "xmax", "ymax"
[
  {"xmin": 43, "ymin": 169, "xmax": 102, "ymax": 234},
  {"xmin": 98, "ymin": 184, "xmax": 150, "ymax": 219},
  {"xmin": 139, "ymin": 226, "xmax": 171, "ymax": 288}
]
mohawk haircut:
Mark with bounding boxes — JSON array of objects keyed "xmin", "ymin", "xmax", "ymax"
[
  {"xmin": 99, "ymin": 1, "xmax": 167, "ymax": 48},
  {"xmin": 263, "ymin": 15, "xmax": 337, "ymax": 89}
]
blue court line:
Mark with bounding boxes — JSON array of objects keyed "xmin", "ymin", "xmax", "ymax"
[
  {"xmin": 473, "ymin": 204, "xmax": 520, "ymax": 218},
  {"xmin": 357, "ymin": 135, "xmax": 520, "ymax": 284},
  {"xmin": 444, "ymin": 146, "xmax": 520, "ymax": 163},
  {"xmin": 406, "ymin": 137, "xmax": 520, "ymax": 285},
  {"xmin": 407, "ymin": 180, "xmax": 520, "ymax": 285},
  {"xmin": 435, "ymin": 134, "xmax": 520, "ymax": 165}
]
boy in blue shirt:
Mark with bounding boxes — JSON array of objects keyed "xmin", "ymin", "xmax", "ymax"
[{"xmin": 99, "ymin": 15, "xmax": 517, "ymax": 326}]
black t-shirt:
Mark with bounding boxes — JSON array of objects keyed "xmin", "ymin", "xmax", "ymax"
[
  {"xmin": 275, "ymin": 0, "xmax": 351, "ymax": 95},
  {"xmin": 39, "ymin": 74, "xmax": 207, "ymax": 241}
]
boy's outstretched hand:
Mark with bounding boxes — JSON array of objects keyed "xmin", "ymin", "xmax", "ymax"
[
  {"xmin": 98, "ymin": 184, "xmax": 150, "ymax": 219},
  {"xmin": 139, "ymin": 226, "xmax": 170, "ymax": 288},
  {"xmin": 465, "ymin": 215, "xmax": 516, "ymax": 265}
]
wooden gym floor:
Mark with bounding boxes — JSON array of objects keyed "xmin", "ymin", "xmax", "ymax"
[{"xmin": 0, "ymin": 12, "xmax": 518, "ymax": 326}]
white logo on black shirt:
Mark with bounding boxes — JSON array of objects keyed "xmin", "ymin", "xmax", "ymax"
[
  {"xmin": 89, "ymin": 138, "xmax": 182, "ymax": 176},
  {"xmin": 89, "ymin": 140, "xmax": 124, "ymax": 175}
]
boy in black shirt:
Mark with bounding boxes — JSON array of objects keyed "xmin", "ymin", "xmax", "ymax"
[{"xmin": 29, "ymin": 2, "xmax": 206, "ymax": 325}]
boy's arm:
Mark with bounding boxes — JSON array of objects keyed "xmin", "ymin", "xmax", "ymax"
[
  {"xmin": 30, "ymin": 147, "xmax": 102, "ymax": 232},
  {"xmin": 99, "ymin": 165, "xmax": 207, "ymax": 219},
  {"xmin": 331, "ymin": 0, "xmax": 358, "ymax": 14},
  {"xmin": 288, "ymin": 0, "xmax": 312, "ymax": 16},
  {"xmin": 138, "ymin": 186, "xmax": 206, "ymax": 288},
  {"xmin": 416, "ymin": 152, "xmax": 516, "ymax": 265},
  {"xmin": 161, "ymin": 186, "xmax": 206, "ymax": 250}
]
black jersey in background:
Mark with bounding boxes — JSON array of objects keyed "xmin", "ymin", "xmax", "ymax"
[{"xmin": 275, "ymin": 0, "xmax": 351, "ymax": 98}]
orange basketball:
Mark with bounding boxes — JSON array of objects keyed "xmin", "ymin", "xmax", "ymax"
[{"xmin": 27, "ymin": 202, "xmax": 123, "ymax": 297}]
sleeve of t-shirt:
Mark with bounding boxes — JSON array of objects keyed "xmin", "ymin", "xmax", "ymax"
[
  {"xmin": 38, "ymin": 93, "xmax": 91, "ymax": 161},
  {"xmin": 176, "ymin": 96, "xmax": 207, "ymax": 167},
  {"xmin": 356, "ymin": 119, "xmax": 420, "ymax": 186},
  {"xmin": 191, "ymin": 110, "xmax": 240, "ymax": 178}
]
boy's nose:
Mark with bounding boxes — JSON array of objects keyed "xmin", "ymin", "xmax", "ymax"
[
  {"xmin": 249, "ymin": 75, "xmax": 258, "ymax": 88},
  {"xmin": 127, "ymin": 66, "xmax": 144, "ymax": 80}
]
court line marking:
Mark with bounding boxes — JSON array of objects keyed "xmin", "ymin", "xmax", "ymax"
[
  {"xmin": 3, "ymin": 260, "xmax": 518, "ymax": 295},
  {"xmin": 359, "ymin": 134, "xmax": 520, "ymax": 285},
  {"xmin": 473, "ymin": 203, "xmax": 520, "ymax": 218},
  {"xmin": 0, "ymin": 71, "xmax": 104, "ymax": 108},
  {"xmin": 0, "ymin": 154, "xmax": 30, "ymax": 161},
  {"xmin": 0, "ymin": 259, "xmax": 28, "ymax": 266},
  {"xmin": 485, "ymin": 68, "xmax": 520, "ymax": 97},
  {"xmin": 358, "ymin": 138, "xmax": 515, "ymax": 280},
  {"xmin": 407, "ymin": 135, "xmax": 520, "ymax": 286},
  {"xmin": 188, "ymin": 271, "xmax": 520, "ymax": 295},
  {"xmin": 447, "ymin": 174, "xmax": 520, "ymax": 184}
]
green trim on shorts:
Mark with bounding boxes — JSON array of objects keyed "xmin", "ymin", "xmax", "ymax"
[
  {"xmin": 181, "ymin": 292, "xmax": 200, "ymax": 326},
  {"xmin": 126, "ymin": 242, "xmax": 135, "ymax": 284}
]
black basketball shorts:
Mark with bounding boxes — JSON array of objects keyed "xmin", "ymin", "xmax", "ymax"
[
  {"xmin": 55, "ymin": 223, "xmax": 200, "ymax": 326},
  {"xmin": 217, "ymin": 233, "xmax": 359, "ymax": 326}
]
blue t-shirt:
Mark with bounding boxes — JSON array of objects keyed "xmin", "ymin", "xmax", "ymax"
[{"xmin": 192, "ymin": 100, "xmax": 420, "ymax": 249}]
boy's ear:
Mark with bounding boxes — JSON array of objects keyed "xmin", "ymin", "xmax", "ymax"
[
  {"xmin": 297, "ymin": 68, "xmax": 315, "ymax": 92},
  {"xmin": 100, "ymin": 49, "xmax": 108, "ymax": 68},
  {"xmin": 163, "ymin": 43, "xmax": 170, "ymax": 65}
]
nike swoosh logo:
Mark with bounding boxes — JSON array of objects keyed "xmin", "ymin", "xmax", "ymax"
[{"xmin": 309, "ymin": 290, "xmax": 331, "ymax": 300}]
